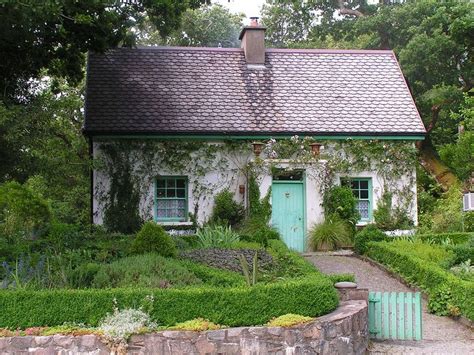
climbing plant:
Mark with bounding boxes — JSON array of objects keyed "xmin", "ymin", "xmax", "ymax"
[{"xmin": 95, "ymin": 137, "xmax": 418, "ymax": 227}]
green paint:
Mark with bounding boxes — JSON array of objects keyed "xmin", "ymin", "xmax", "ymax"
[
  {"xmin": 414, "ymin": 293, "xmax": 422, "ymax": 340},
  {"xmin": 406, "ymin": 292, "xmax": 413, "ymax": 339},
  {"xmin": 369, "ymin": 291, "xmax": 422, "ymax": 341},
  {"xmin": 154, "ymin": 176, "xmax": 188, "ymax": 222},
  {"xmin": 398, "ymin": 292, "xmax": 405, "ymax": 339},
  {"xmin": 271, "ymin": 181, "xmax": 305, "ymax": 252},
  {"xmin": 92, "ymin": 134, "xmax": 425, "ymax": 141}
]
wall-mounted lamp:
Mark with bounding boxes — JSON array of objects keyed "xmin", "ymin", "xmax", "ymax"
[
  {"xmin": 252, "ymin": 141, "xmax": 264, "ymax": 157},
  {"xmin": 239, "ymin": 185, "xmax": 245, "ymax": 195},
  {"xmin": 309, "ymin": 142, "xmax": 323, "ymax": 157}
]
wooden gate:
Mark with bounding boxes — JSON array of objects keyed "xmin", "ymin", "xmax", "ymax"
[{"xmin": 368, "ymin": 292, "xmax": 422, "ymax": 340}]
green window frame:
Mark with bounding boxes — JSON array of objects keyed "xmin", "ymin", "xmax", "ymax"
[
  {"xmin": 341, "ymin": 177, "xmax": 373, "ymax": 223},
  {"xmin": 154, "ymin": 177, "xmax": 188, "ymax": 222}
]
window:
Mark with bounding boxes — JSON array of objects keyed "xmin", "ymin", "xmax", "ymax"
[
  {"xmin": 342, "ymin": 178, "xmax": 372, "ymax": 222},
  {"xmin": 155, "ymin": 177, "xmax": 188, "ymax": 221}
]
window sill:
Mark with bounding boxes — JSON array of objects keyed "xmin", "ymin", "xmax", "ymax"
[{"xmin": 157, "ymin": 221, "xmax": 193, "ymax": 226}]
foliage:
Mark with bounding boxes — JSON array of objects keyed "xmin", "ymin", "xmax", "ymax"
[
  {"xmin": 439, "ymin": 95, "xmax": 474, "ymax": 181},
  {"xmin": 374, "ymin": 191, "xmax": 413, "ymax": 231},
  {"xmin": 180, "ymin": 248, "xmax": 274, "ymax": 275},
  {"xmin": 0, "ymin": 181, "xmax": 51, "ymax": 239},
  {"xmin": 327, "ymin": 274, "xmax": 356, "ymax": 284},
  {"xmin": 416, "ymin": 232, "xmax": 472, "ymax": 245},
  {"xmin": 0, "ymin": 0, "xmax": 205, "ymax": 101},
  {"xmin": 450, "ymin": 260, "xmax": 474, "ymax": 282},
  {"xmin": 266, "ymin": 240, "xmax": 320, "ymax": 278},
  {"xmin": 428, "ymin": 285, "xmax": 460, "ymax": 317},
  {"xmin": 248, "ymin": 172, "xmax": 272, "ymax": 222},
  {"xmin": 446, "ymin": 245, "xmax": 474, "ymax": 267},
  {"xmin": 102, "ymin": 144, "xmax": 143, "ymax": 234},
  {"xmin": 68, "ymin": 262, "xmax": 101, "ymax": 289},
  {"xmin": 308, "ymin": 216, "xmax": 352, "ymax": 251},
  {"xmin": 418, "ymin": 185, "xmax": 464, "ymax": 233},
  {"xmin": 99, "ymin": 308, "xmax": 157, "ymax": 341},
  {"xmin": 131, "ymin": 222, "xmax": 177, "ymax": 258},
  {"xmin": 322, "ymin": 186, "xmax": 359, "ymax": 231},
  {"xmin": 92, "ymin": 253, "xmax": 201, "ymax": 289},
  {"xmin": 195, "ymin": 225, "xmax": 240, "ymax": 248},
  {"xmin": 139, "ymin": 4, "xmax": 244, "ymax": 48},
  {"xmin": 210, "ymin": 189, "xmax": 244, "ymax": 227},
  {"xmin": 170, "ymin": 318, "xmax": 221, "ymax": 331},
  {"xmin": 354, "ymin": 224, "xmax": 387, "ymax": 255},
  {"xmin": 240, "ymin": 225, "xmax": 280, "ymax": 248},
  {"xmin": 0, "ymin": 275, "xmax": 339, "ymax": 328},
  {"xmin": 267, "ymin": 313, "xmax": 313, "ymax": 327},
  {"xmin": 238, "ymin": 251, "xmax": 258, "ymax": 286},
  {"xmin": 382, "ymin": 240, "xmax": 454, "ymax": 266},
  {"xmin": 366, "ymin": 241, "xmax": 474, "ymax": 321}
]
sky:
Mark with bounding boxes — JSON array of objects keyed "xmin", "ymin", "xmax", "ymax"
[{"xmin": 214, "ymin": 0, "xmax": 265, "ymax": 24}]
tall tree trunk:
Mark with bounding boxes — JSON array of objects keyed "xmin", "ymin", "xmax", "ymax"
[{"xmin": 418, "ymin": 142, "xmax": 460, "ymax": 191}]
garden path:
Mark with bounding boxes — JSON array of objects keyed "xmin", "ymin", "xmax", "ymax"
[{"xmin": 305, "ymin": 255, "xmax": 474, "ymax": 355}]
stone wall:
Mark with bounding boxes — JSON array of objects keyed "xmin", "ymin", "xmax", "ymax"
[{"xmin": 0, "ymin": 300, "xmax": 368, "ymax": 355}]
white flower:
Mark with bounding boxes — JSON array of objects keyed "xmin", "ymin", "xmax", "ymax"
[{"xmin": 99, "ymin": 308, "xmax": 157, "ymax": 341}]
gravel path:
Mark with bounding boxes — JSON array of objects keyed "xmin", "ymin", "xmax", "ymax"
[{"xmin": 305, "ymin": 255, "xmax": 474, "ymax": 354}]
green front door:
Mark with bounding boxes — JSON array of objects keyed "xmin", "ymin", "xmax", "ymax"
[{"xmin": 271, "ymin": 182, "xmax": 305, "ymax": 252}]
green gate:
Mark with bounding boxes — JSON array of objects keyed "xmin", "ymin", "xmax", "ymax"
[{"xmin": 368, "ymin": 292, "xmax": 422, "ymax": 340}]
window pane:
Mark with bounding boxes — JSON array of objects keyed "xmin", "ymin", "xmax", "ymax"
[
  {"xmin": 360, "ymin": 190, "xmax": 369, "ymax": 199},
  {"xmin": 177, "ymin": 188, "xmax": 185, "ymax": 198},
  {"xmin": 166, "ymin": 189, "xmax": 176, "ymax": 198},
  {"xmin": 351, "ymin": 180, "xmax": 359, "ymax": 190},
  {"xmin": 156, "ymin": 179, "xmax": 165, "ymax": 188},
  {"xmin": 157, "ymin": 189, "xmax": 165, "ymax": 198},
  {"xmin": 360, "ymin": 180, "xmax": 368, "ymax": 189},
  {"xmin": 176, "ymin": 179, "xmax": 185, "ymax": 188},
  {"xmin": 166, "ymin": 179, "xmax": 176, "ymax": 188},
  {"xmin": 358, "ymin": 200, "xmax": 370, "ymax": 219}
]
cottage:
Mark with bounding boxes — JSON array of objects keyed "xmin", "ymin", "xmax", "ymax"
[{"xmin": 84, "ymin": 20, "xmax": 426, "ymax": 252}]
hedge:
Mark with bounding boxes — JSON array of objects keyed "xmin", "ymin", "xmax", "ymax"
[
  {"xmin": 366, "ymin": 241, "xmax": 474, "ymax": 321},
  {"xmin": 0, "ymin": 275, "xmax": 338, "ymax": 328},
  {"xmin": 416, "ymin": 232, "xmax": 473, "ymax": 245}
]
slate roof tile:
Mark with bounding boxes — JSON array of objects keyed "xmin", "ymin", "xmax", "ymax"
[{"xmin": 84, "ymin": 47, "xmax": 426, "ymax": 136}]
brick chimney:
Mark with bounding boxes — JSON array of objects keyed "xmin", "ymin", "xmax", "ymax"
[{"xmin": 239, "ymin": 17, "xmax": 266, "ymax": 65}]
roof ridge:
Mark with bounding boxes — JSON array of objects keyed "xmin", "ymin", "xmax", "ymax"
[{"xmin": 108, "ymin": 46, "xmax": 394, "ymax": 55}]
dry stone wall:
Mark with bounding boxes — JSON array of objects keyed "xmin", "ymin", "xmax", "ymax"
[{"xmin": 0, "ymin": 300, "xmax": 367, "ymax": 355}]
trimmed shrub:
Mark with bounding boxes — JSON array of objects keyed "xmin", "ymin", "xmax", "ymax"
[
  {"xmin": 354, "ymin": 224, "xmax": 387, "ymax": 255},
  {"xmin": 210, "ymin": 189, "xmax": 244, "ymax": 227},
  {"xmin": 323, "ymin": 186, "xmax": 360, "ymax": 231},
  {"xmin": 0, "ymin": 275, "xmax": 339, "ymax": 328},
  {"xmin": 308, "ymin": 216, "xmax": 352, "ymax": 251},
  {"xmin": 366, "ymin": 241, "xmax": 474, "ymax": 321},
  {"xmin": 131, "ymin": 222, "xmax": 177, "ymax": 257},
  {"xmin": 327, "ymin": 274, "xmax": 356, "ymax": 283},
  {"xmin": 267, "ymin": 240, "xmax": 320, "ymax": 277},
  {"xmin": 92, "ymin": 254, "xmax": 202, "ymax": 289}
]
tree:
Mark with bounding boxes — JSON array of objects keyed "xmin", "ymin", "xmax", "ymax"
[
  {"xmin": 137, "ymin": 4, "xmax": 244, "ymax": 47},
  {"xmin": 262, "ymin": 0, "xmax": 473, "ymax": 185},
  {"xmin": 0, "ymin": 0, "xmax": 207, "ymax": 102}
]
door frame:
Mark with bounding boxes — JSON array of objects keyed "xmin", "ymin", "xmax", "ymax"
[{"xmin": 271, "ymin": 175, "xmax": 307, "ymax": 251}]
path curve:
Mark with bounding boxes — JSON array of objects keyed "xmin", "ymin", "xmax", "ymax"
[{"xmin": 305, "ymin": 255, "xmax": 474, "ymax": 354}]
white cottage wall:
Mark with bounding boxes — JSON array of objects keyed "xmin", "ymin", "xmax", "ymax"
[{"xmin": 92, "ymin": 140, "xmax": 418, "ymax": 233}]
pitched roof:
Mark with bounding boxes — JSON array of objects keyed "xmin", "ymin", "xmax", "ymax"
[{"xmin": 84, "ymin": 47, "xmax": 426, "ymax": 137}]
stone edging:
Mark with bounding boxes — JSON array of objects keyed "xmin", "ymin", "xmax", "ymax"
[{"xmin": 0, "ymin": 300, "xmax": 368, "ymax": 355}]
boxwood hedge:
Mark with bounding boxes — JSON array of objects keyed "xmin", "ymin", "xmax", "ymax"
[
  {"xmin": 0, "ymin": 275, "xmax": 338, "ymax": 328},
  {"xmin": 366, "ymin": 241, "xmax": 474, "ymax": 321}
]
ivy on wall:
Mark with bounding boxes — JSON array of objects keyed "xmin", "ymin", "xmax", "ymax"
[{"xmin": 95, "ymin": 137, "xmax": 418, "ymax": 230}]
